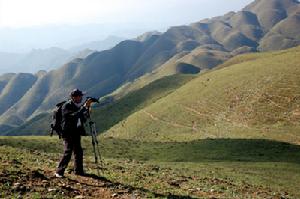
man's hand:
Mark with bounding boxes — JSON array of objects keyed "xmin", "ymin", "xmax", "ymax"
[{"xmin": 84, "ymin": 98, "xmax": 94, "ymax": 108}]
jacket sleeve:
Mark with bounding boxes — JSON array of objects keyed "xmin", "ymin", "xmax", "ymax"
[{"xmin": 62, "ymin": 103, "xmax": 88, "ymax": 121}]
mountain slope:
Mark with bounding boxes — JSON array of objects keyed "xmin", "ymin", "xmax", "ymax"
[
  {"xmin": 1, "ymin": 0, "xmax": 300, "ymax": 134},
  {"xmin": 243, "ymin": 0, "xmax": 299, "ymax": 30},
  {"xmin": 0, "ymin": 48, "xmax": 72, "ymax": 74},
  {"xmin": 104, "ymin": 46, "xmax": 300, "ymax": 143},
  {"xmin": 259, "ymin": 12, "xmax": 300, "ymax": 50},
  {"xmin": 0, "ymin": 47, "xmax": 96, "ymax": 75},
  {"xmin": 15, "ymin": 47, "xmax": 72, "ymax": 72},
  {"xmin": 6, "ymin": 74, "xmax": 196, "ymax": 135},
  {"xmin": 0, "ymin": 73, "xmax": 37, "ymax": 115},
  {"xmin": 0, "ymin": 73, "xmax": 16, "ymax": 93},
  {"xmin": 0, "ymin": 39, "xmax": 160, "ymax": 131}
]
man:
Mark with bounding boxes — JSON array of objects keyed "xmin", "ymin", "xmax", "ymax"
[{"xmin": 55, "ymin": 89, "xmax": 93, "ymax": 177}]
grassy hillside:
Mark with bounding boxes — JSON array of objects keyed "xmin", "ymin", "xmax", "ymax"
[
  {"xmin": 0, "ymin": 73, "xmax": 37, "ymax": 115},
  {"xmin": 92, "ymin": 74, "xmax": 195, "ymax": 133},
  {"xmin": 2, "ymin": 0, "xmax": 300, "ymax": 134},
  {"xmin": 259, "ymin": 12, "xmax": 300, "ymax": 51},
  {"xmin": 6, "ymin": 74, "xmax": 195, "ymax": 135},
  {"xmin": 0, "ymin": 73, "xmax": 16, "ymax": 93},
  {"xmin": 105, "ymin": 46, "xmax": 300, "ymax": 143},
  {"xmin": 5, "ymin": 113, "xmax": 52, "ymax": 136},
  {"xmin": 1, "ymin": 136, "xmax": 300, "ymax": 198},
  {"xmin": 1, "ymin": 47, "xmax": 300, "ymax": 198}
]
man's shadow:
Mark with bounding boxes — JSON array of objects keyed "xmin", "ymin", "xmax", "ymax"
[{"xmin": 67, "ymin": 173, "xmax": 195, "ymax": 199}]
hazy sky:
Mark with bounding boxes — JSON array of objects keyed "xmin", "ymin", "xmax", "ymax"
[
  {"xmin": 0, "ymin": 0, "xmax": 255, "ymax": 52},
  {"xmin": 0, "ymin": 0, "xmax": 253, "ymax": 28}
]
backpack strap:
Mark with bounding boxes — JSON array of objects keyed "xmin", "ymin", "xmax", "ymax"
[{"xmin": 56, "ymin": 101, "xmax": 67, "ymax": 107}]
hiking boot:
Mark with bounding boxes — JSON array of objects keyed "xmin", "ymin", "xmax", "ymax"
[{"xmin": 55, "ymin": 173, "xmax": 64, "ymax": 178}]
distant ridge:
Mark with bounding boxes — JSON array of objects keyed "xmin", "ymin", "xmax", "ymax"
[{"xmin": 1, "ymin": 0, "xmax": 300, "ymax": 135}]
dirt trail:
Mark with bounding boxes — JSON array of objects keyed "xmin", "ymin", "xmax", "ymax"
[
  {"xmin": 142, "ymin": 110, "xmax": 219, "ymax": 138},
  {"xmin": 1, "ymin": 167, "xmax": 144, "ymax": 199},
  {"xmin": 1, "ymin": 146, "xmax": 196, "ymax": 199},
  {"xmin": 142, "ymin": 110, "xmax": 192, "ymax": 129}
]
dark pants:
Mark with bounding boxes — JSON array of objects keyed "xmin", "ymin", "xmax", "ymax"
[{"xmin": 56, "ymin": 135, "xmax": 83, "ymax": 175}]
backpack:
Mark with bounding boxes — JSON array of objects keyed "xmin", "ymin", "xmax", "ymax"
[{"xmin": 50, "ymin": 101, "xmax": 66, "ymax": 138}]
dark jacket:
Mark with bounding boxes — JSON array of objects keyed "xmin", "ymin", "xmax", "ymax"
[{"xmin": 61, "ymin": 99, "xmax": 88, "ymax": 137}]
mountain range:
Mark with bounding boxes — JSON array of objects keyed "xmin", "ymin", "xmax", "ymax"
[
  {"xmin": 0, "ymin": 0, "xmax": 300, "ymax": 135},
  {"xmin": 0, "ymin": 36, "xmax": 125, "ymax": 74}
]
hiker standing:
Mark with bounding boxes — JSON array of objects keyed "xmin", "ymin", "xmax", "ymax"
[{"xmin": 55, "ymin": 89, "xmax": 93, "ymax": 177}]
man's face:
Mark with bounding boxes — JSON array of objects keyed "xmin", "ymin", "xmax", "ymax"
[{"xmin": 72, "ymin": 95, "xmax": 83, "ymax": 103}]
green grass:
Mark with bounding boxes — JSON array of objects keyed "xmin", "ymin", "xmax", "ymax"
[
  {"xmin": 6, "ymin": 112, "xmax": 51, "ymax": 136},
  {"xmin": 88, "ymin": 74, "xmax": 195, "ymax": 133},
  {"xmin": 2, "ymin": 137, "xmax": 300, "ymax": 163},
  {"xmin": 1, "ymin": 136, "xmax": 300, "ymax": 198},
  {"xmin": 105, "ymin": 46, "xmax": 300, "ymax": 143},
  {"xmin": 2, "ymin": 47, "xmax": 300, "ymax": 198},
  {"xmin": 6, "ymin": 74, "xmax": 195, "ymax": 136}
]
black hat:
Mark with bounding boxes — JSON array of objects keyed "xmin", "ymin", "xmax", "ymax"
[{"xmin": 70, "ymin": 89, "xmax": 85, "ymax": 97}]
